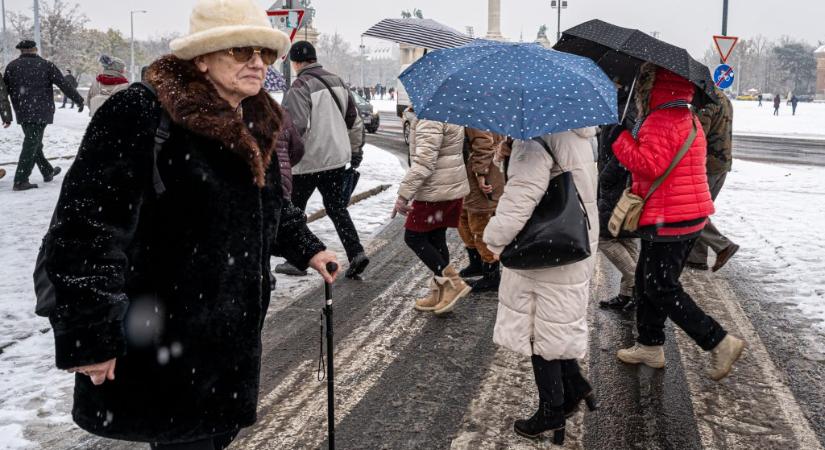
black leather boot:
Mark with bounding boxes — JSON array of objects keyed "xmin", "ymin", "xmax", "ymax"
[
  {"xmin": 561, "ymin": 359, "xmax": 598, "ymax": 417},
  {"xmin": 599, "ymin": 294, "xmax": 633, "ymax": 310},
  {"xmin": 470, "ymin": 262, "xmax": 500, "ymax": 293},
  {"xmin": 459, "ymin": 248, "xmax": 483, "ymax": 278},
  {"xmin": 516, "ymin": 356, "xmax": 566, "ymax": 444}
]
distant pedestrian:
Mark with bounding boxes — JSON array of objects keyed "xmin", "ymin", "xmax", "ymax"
[
  {"xmin": 0, "ymin": 74, "xmax": 13, "ymax": 127},
  {"xmin": 364, "ymin": 86, "xmax": 372, "ymax": 101},
  {"xmin": 389, "ymin": 87, "xmax": 395, "ymax": 100},
  {"xmin": 458, "ymin": 128, "xmax": 505, "ymax": 292},
  {"xmin": 686, "ymin": 87, "xmax": 739, "ymax": 272},
  {"xmin": 773, "ymin": 94, "xmax": 781, "ymax": 115},
  {"xmin": 597, "ymin": 129, "xmax": 640, "ymax": 310},
  {"xmin": 59, "ymin": 69, "xmax": 78, "ymax": 109},
  {"xmin": 483, "ymin": 128, "xmax": 600, "ymax": 443},
  {"xmin": 791, "ymin": 94, "xmax": 799, "ymax": 115},
  {"xmin": 395, "ymin": 117, "xmax": 471, "ymax": 315},
  {"xmin": 281, "ymin": 41, "xmax": 370, "ymax": 280},
  {"xmin": 43, "ymin": 0, "xmax": 337, "ymax": 447},
  {"xmin": 87, "ymin": 55, "xmax": 130, "ymax": 117},
  {"xmin": 612, "ymin": 64, "xmax": 745, "ymax": 381},
  {"xmin": 757, "ymin": 93, "xmax": 763, "ymax": 107},
  {"xmin": 4, "ymin": 39, "xmax": 84, "ymax": 191}
]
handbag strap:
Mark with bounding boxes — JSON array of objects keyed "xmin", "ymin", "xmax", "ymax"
[
  {"xmin": 529, "ymin": 137, "xmax": 591, "ymax": 230},
  {"xmin": 643, "ymin": 114, "xmax": 698, "ymax": 203},
  {"xmin": 304, "ymin": 71, "xmax": 346, "ymax": 120}
]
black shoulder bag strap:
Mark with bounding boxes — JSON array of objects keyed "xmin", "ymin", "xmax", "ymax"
[
  {"xmin": 530, "ymin": 136, "xmax": 591, "ymax": 230},
  {"xmin": 134, "ymin": 81, "xmax": 171, "ymax": 196},
  {"xmin": 303, "ymin": 72, "xmax": 347, "ymax": 122}
]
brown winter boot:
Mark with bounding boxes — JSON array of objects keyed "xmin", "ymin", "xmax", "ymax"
[
  {"xmin": 414, "ymin": 278, "xmax": 441, "ymax": 311},
  {"xmin": 616, "ymin": 343, "xmax": 666, "ymax": 369},
  {"xmin": 708, "ymin": 334, "xmax": 746, "ymax": 381},
  {"xmin": 433, "ymin": 265, "xmax": 472, "ymax": 316}
]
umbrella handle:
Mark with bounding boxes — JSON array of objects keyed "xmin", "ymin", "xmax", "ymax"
[{"xmin": 621, "ymin": 74, "xmax": 638, "ymax": 123}]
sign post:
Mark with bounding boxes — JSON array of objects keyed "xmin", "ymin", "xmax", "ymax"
[
  {"xmin": 713, "ymin": 35, "xmax": 739, "ymax": 63},
  {"xmin": 267, "ymin": 7, "xmax": 305, "ymax": 88},
  {"xmin": 713, "ymin": 64, "xmax": 735, "ymax": 90}
]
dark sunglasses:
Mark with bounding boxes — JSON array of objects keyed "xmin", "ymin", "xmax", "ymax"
[{"xmin": 226, "ymin": 47, "xmax": 279, "ymax": 65}]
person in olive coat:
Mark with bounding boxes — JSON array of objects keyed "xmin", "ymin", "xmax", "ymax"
[{"xmin": 4, "ymin": 40, "xmax": 84, "ymax": 191}]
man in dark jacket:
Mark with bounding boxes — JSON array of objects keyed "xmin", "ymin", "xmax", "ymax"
[
  {"xmin": 281, "ymin": 41, "xmax": 370, "ymax": 280},
  {"xmin": 596, "ymin": 88, "xmax": 640, "ymax": 311},
  {"xmin": 686, "ymin": 88, "xmax": 739, "ymax": 272},
  {"xmin": 59, "ymin": 69, "xmax": 79, "ymax": 109},
  {"xmin": 4, "ymin": 40, "xmax": 84, "ymax": 191}
]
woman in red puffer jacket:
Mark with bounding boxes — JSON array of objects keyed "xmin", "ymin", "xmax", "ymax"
[{"xmin": 611, "ymin": 64, "xmax": 745, "ymax": 381}]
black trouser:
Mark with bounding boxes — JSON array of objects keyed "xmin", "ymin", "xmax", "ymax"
[
  {"xmin": 636, "ymin": 238, "xmax": 727, "ymax": 351},
  {"xmin": 150, "ymin": 431, "xmax": 237, "ymax": 450},
  {"xmin": 14, "ymin": 123, "xmax": 53, "ymax": 184},
  {"xmin": 292, "ymin": 167, "xmax": 364, "ymax": 260},
  {"xmin": 531, "ymin": 355, "xmax": 563, "ymax": 407},
  {"xmin": 404, "ymin": 228, "xmax": 449, "ymax": 276}
]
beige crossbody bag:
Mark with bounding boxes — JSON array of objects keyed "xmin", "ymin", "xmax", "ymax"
[{"xmin": 608, "ymin": 115, "xmax": 698, "ymax": 237}]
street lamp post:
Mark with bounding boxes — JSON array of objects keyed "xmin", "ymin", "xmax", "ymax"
[
  {"xmin": 551, "ymin": 0, "xmax": 568, "ymax": 43},
  {"xmin": 1, "ymin": 0, "xmax": 7, "ymax": 66},
  {"xmin": 130, "ymin": 10, "xmax": 147, "ymax": 82},
  {"xmin": 359, "ymin": 37, "xmax": 365, "ymax": 90},
  {"xmin": 33, "ymin": 0, "xmax": 40, "ymax": 51}
]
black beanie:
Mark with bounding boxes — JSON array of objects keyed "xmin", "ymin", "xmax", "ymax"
[{"xmin": 289, "ymin": 41, "xmax": 317, "ymax": 62}]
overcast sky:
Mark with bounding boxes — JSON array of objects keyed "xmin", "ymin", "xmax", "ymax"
[{"xmin": 3, "ymin": 0, "xmax": 824, "ymax": 58}]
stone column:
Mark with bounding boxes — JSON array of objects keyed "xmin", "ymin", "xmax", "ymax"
[
  {"xmin": 816, "ymin": 46, "xmax": 825, "ymax": 101},
  {"xmin": 485, "ymin": 0, "xmax": 505, "ymax": 41}
]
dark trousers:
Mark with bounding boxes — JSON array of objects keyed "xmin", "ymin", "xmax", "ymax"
[
  {"xmin": 61, "ymin": 96, "xmax": 75, "ymax": 108},
  {"xmin": 404, "ymin": 228, "xmax": 449, "ymax": 276},
  {"xmin": 636, "ymin": 238, "xmax": 727, "ymax": 351},
  {"xmin": 14, "ymin": 123, "xmax": 53, "ymax": 184},
  {"xmin": 292, "ymin": 167, "xmax": 364, "ymax": 260},
  {"xmin": 150, "ymin": 432, "xmax": 237, "ymax": 450}
]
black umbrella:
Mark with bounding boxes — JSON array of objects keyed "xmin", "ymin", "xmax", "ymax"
[{"xmin": 554, "ymin": 19, "xmax": 717, "ymax": 107}]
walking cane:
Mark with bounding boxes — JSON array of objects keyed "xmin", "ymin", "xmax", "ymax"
[{"xmin": 323, "ymin": 262, "xmax": 338, "ymax": 449}]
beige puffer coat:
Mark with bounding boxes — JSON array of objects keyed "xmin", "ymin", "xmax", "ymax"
[
  {"xmin": 398, "ymin": 118, "xmax": 470, "ymax": 202},
  {"xmin": 483, "ymin": 128, "xmax": 600, "ymax": 361}
]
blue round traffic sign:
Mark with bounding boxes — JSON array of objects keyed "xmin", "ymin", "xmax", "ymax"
[{"xmin": 713, "ymin": 64, "xmax": 735, "ymax": 89}]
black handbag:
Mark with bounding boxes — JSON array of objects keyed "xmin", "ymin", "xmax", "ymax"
[{"xmin": 500, "ymin": 137, "xmax": 592, "ymax": 270}]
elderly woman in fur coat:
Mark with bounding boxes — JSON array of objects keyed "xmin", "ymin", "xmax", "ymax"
[
  {"xmin": 483, "ymin": 128, "xmax": 600, "ymax": 444},
  {"xmin": 43, "ymin": 0, "xmax": 337, "ymax": 448}
]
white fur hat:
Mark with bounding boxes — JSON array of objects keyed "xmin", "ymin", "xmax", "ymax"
[{"xmin": 170, "ymin": 0, "xmax": 291, "ymax": 61}]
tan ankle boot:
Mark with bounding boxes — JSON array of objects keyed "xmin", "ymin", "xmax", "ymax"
[
  {"xmin": 414, "ymin": 278, "xmax": 441, "ymax": 311},
  {"xmin": 433, "ymin": 265, "xmax": 472, "ymax": 316},
  {"xmin": 708, "ymin": 334, "xmax": 746, "ymax": 381},
  {"xmin": 616, "ymin": 343, "xmax": 666, "ymax": 369}
]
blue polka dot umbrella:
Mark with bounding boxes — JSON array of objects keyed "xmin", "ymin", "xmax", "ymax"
[{"xmin": 398, "ymin": 40, "xmax": 617, "ymax": 140}]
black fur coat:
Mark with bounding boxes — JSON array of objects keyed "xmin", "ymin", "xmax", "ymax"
[{"xmin": 45, "ymin": 55, "xmax": 325, "ymax": 444}]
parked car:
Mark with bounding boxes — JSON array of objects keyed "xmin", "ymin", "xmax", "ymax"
[{"xmin": 351, "ymin": 91, "xmax": 380, "ymax": 133}]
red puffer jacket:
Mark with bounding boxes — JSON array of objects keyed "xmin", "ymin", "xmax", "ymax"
[{"xmin": 612, "ymin": 69, "xmax": 714, "ymax": 233}]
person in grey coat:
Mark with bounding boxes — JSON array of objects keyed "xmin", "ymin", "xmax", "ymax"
[
  {"xmin": 4, "ymin": 40, "xmax": 84, "ymax": 191},
  {"xmin": 280, "ymin": 41, "xmax": 369, "ymax": 280}
]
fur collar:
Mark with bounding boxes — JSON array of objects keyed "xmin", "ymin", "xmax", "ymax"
[{"xmin": 145, "ymin": 55, "xmax": 282, "ymax": 188}]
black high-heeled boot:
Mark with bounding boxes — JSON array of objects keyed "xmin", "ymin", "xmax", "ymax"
[
  {"xmin": 515, "ymin": 356, "xmax": 566, "ymax": 444},
  {"xmin": 561, "ymin": 359, "xmax": 598, "ymax": 417}
]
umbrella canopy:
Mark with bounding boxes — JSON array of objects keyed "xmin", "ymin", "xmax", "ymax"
[
  {"xmin": 554, "ymin": 19, "xmax": 716, "ymax": 106},
  {"xmin": 363, "ymin": 18, "xmax": 474, "ymax": 50},
  {"xmin": 265, "ymin": 67, "xmax": 287, "ymax": 92},
  {"xmin": 398, "ymin": 41, "xmax": 617, "ymax": 140}
]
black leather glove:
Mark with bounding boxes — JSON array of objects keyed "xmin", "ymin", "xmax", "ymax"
[
  {"xmin": 605, "ymin": 124, "xmax": 626, "ymax": 145},
  {"xmin": 350, "ymin": 152, "xmax": 363, "ymax": 169},
  {"xmin": 77, "ymin": 102, "xmax": 85, "ymax": 113}
]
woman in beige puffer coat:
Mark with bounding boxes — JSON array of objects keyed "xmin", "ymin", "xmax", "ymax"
[
  {"xmin": 483, "ymin": 128, "xmax": 599, "ymax": 443},
  {"xmin": 393, "ymin": 117, "xmax": 471, "ymax": 316}
]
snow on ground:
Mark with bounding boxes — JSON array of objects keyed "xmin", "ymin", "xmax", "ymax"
[
  {"xmin": 0, "ymin": 106, "xmax": 90, "ymax": 165},
  {"xmin": 713, "ymin": 159, "xmax": 825, "ymax": 332},
  {"xmin": 371, "ymin": 99, "xmax": 398, "ymax": 114},
  {"xmin": 731, "ymin": 100, "xmax": 825, "ymax": 140},
  {"xmin": 0, "ymin": 127, "xmax": 404, "ymax": 448}
]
